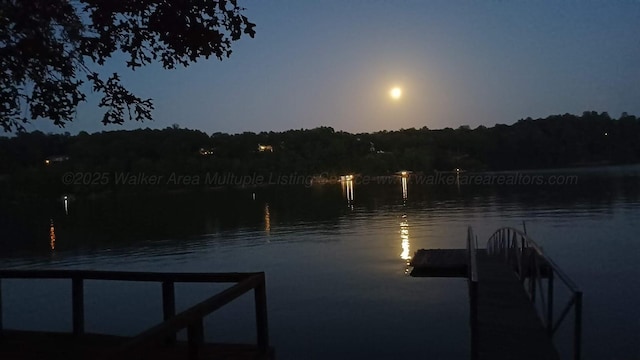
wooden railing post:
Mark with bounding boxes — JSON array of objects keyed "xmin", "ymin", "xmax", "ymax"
[
  {"xmin": 510, "ymin": 231, "xmax": 517, "ymax": 265},
  {"xmin": 574, "ymin": 292, "xmax": 583, "ymax": 360},
  {"xmin": 504, "ymin": 230, "xmax": 509, "ymax": 260},
  {"xmin": 485, "ymin": 226, "xmax": 582, "ymax": 358},
  {"xmin": 467, "ymin": 227, "xmax": 478, "ymax": 360},
  {"xmin": 187, "ymin": 318, "xmax": 204, "ymax": 360},
  {"xmin": 162, "ymin": 281, "xmax": 176, "ymax": 344},
  {"xmin": 531, "ymin": 255, "xmax": 537, "ymax": 305},
  {"xmin": 0, "ymin": 278, "xmax": 4, "ymax": 335},
  {"xmin": 254, "ymin": 274, "xmax": 269, "ymax": 353},
  {"xmin": 469, "ymin": 280, "xmax": 478, "ymax": 360},
  {"xmin": 547, "ymin": 270, "xmax": 554, "ymax": 337},
  {"xmin": 72, "ymin": 277, "xmax": 84, "ymax": 335}
]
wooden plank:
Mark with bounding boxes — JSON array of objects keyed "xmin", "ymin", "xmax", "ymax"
[
  {"xmin": 475, "ymin": 252, "xmax": 560, "ymax": 360},
  {"xmin": 0, "ymin": 270, "xmax": 257, "ymax": 283}
]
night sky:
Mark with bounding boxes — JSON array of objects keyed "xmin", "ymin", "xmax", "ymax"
[{"xmin": 28, "ymin": 0, "xmax": 640, "ymax": 135}]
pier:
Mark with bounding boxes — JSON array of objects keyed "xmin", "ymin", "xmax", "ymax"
[
  {"xmin": 0, "ymin": 270, "xmax": 274, "ymax": 360},
  {"xmin": 411, "ymin": 227, "xmax": 582, "ymax": 360}
]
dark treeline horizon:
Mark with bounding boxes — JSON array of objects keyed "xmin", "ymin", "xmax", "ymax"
[{"xmin": 1, "ymin": 111, "xmax": 639, "ymax": 195}]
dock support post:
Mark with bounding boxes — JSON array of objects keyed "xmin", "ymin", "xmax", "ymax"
[
  {"xmin": 187, "ymin": 318, "xmax": 204, "ymax": 360},
  {"xmin": 530, "ymin": 254, "xmax": 537, "ymax": 305},
  {"xmin": 469, "ymin": 281, "xmax": 478, "ymax": 360},
  {"xmin": 0, "ymin": 279, "xmax": 3, "ymax": 336},
  {"xmin": 72, "ymin": 277, "xmax": 84, "ymax": 335},
  {"xmin": 254, "ymin": 273, "xmax": 269, "ymax": 353},
  {"xmin": 162, "ymin": 281, "xmax": 176, "ymax": 344},
  {"xmin": 547, "ymin": 271, "xmax": 554, "ymax": 337},
  {"xmin": 574, "ymin": 292, "xmax": 583, "ymax": 360}
]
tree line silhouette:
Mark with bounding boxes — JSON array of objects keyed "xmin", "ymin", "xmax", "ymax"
[{"xmin": 1, "ymin": 111, "xmax": 638, "ymax": 195}]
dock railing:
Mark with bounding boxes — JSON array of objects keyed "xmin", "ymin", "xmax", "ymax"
[
  {"xmin": 466, "ymin": 226, "xmax": 479, "ymax": 360},
  {"xmin": 486, "ymin": 227, "xmax": 582, "ymax": 360},
  {"xmin": 0, "ymin": 270, "xmax": 270, "ymax": 359}
]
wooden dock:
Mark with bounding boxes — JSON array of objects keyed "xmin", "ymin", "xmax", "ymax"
[
  {"xmin": 474, "ymin": 251, "xmax": 559, "ymax": 360},
  {"xmin": 411, "ymin": 227, "xmax": 582, "ymax": 360},
  {"xmin": 0, "ymin": 270, "xmax": 275, "ymax": 360},
  {"xmin": 410, "ymin": 248, "xmax": 550, "ymax": 278},
  {"xmin": 410, "ymin": 249, "xmax": 467, "ymax": 277}
]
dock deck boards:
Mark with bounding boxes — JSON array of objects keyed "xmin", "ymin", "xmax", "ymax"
[
  {"xmin": 410, "ymin": 248, "xmax": 560, "ymax": 359},
  {"xmin": 0, "ymin": 330, "xmax": 274, "ymax": 360},
  {"xmin": 475, "ymin": 252, "xmax": 559, "ymax": 360}
]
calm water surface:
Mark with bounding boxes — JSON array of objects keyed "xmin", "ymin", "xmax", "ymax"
[{"xmin": 1, "ymin": 166, "xmax": 639, "ymax": 359}]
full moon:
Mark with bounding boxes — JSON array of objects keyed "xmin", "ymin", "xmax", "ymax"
[{"xmin": 390, "ymin": 87, "xmax": 402, "ymax": 100}]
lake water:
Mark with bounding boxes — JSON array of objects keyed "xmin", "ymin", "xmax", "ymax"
[{"xmin": 1, "ymin": 165, "xmax": 639, "ymax": 359}]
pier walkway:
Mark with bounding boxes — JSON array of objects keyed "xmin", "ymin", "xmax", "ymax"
[{"xmin": 411, "ymin": 227, "xmax": 582, "ymax": 360}]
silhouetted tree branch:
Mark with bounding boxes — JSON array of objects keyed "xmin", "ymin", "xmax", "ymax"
[{"xmin": 0, "ymin": 0, "xmax": 256, "ymax": 132}]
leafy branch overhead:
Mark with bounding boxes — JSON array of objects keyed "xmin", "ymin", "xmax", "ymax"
[{"xmin": 0, "ymin": 0, "xmax": 256, "ymax": 132}]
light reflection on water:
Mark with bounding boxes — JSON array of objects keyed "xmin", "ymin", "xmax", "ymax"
[
  {"xmin": 342, "ymin": 176, "xmax": 355, "ymax": 209},
  {"xmin": 49, "ymin": 219, "xmax": 56, "ymax": 251},
  {"xmin": 264, "ymin": 203, "xmax": 271, "ymax": 235},
  {"xmin": 400, "ymin": 215, "xmax": 410, "ymax": 261},
  {"xmin": 1, "ymin": 167, "xmax": 640, "ymax": 360},
  {"xmin": 401, "ymin": 176, "xmax": 408, "ymax": 201}
]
